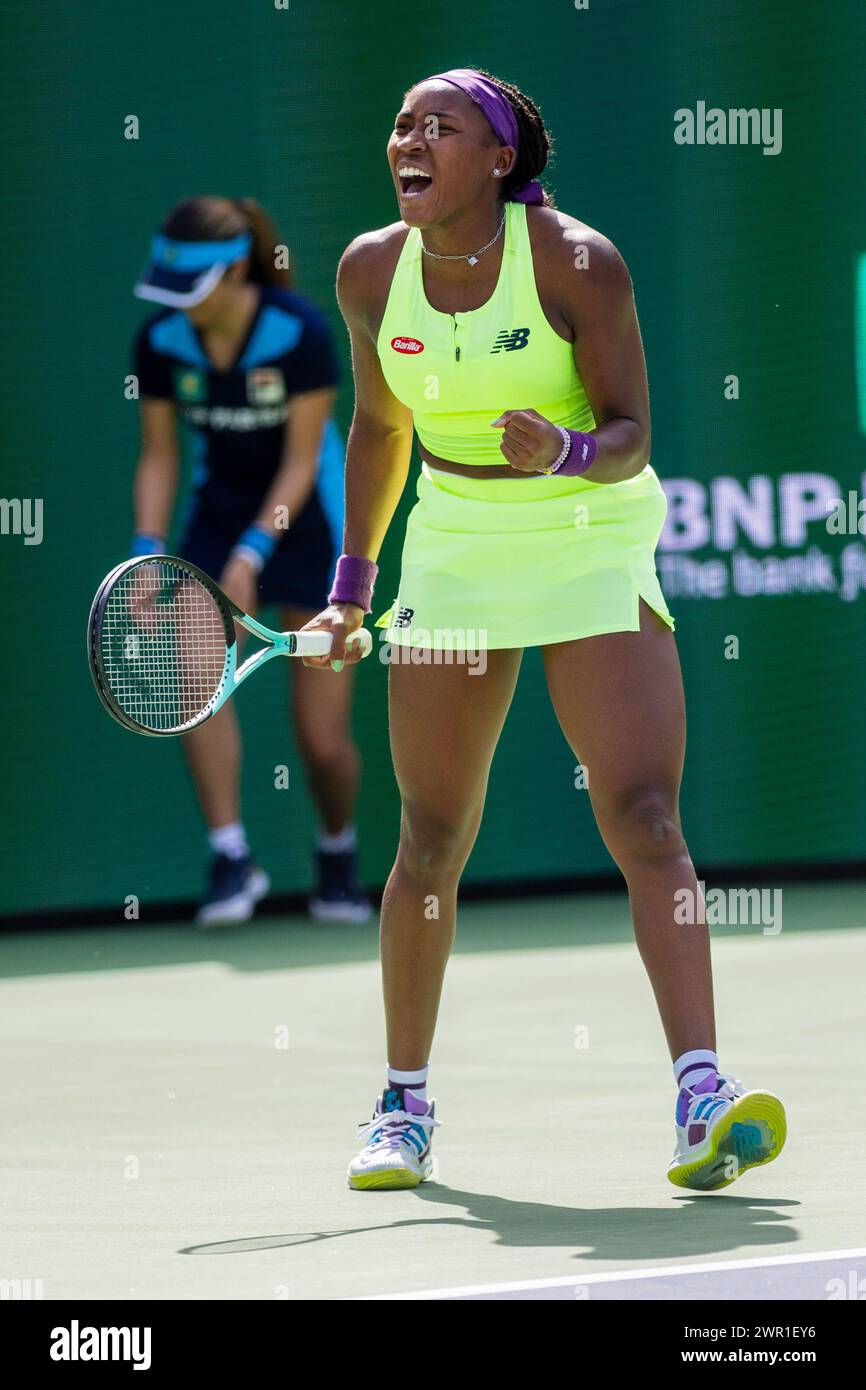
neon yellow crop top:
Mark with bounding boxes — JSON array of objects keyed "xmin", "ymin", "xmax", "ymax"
[{"xmin": 377, "ymin": 201, "xmax": 594, "ymax": 467}]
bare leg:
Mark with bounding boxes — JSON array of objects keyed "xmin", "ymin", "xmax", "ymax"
[
  {"xmin": 182, "ymin": 702, "xmax": 244, "ymax": 830},
  {"xmin": 542, "ymin": 600, "xmax": 714, "ymax": 1060},
  {"xmin": 283, "ymin": 604, "xmax": 360, "ymax": 835},
  {"xmin": 180, "ymin": 570, "xmax": 250, "ymax": 840},
  {"xmin": 384, "ymin": 649, "xmax": 523, "ymax": 1069}
]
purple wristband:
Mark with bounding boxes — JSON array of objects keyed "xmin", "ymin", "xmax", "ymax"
[
  {"xmin": 552, "ymin": 430, "xmax": 598, "ymax": 476},
  {"xmin": 328, "ymin": 555, "xmax": 379, "ymax": 613}
]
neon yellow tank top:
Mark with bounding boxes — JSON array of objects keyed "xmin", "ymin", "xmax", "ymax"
[{"xmin": 377, "ymin": 201, "xmax": 594, "ymax": 468}]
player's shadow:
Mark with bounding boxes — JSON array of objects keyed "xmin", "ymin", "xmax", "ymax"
[
  {"xmin": 180, "ymin": 1189, "xmax": 800, "ymax": 1264},
  {"xmin": 412, "ymin": 1185, "xmax": 800, "ymax": 1262}
]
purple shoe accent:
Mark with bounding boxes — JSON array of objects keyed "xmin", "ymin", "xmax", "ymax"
[
  {"xmin": 381, "ymin": 1082, "xmax": 432, "ymax": 1117},
  {"xmin": 403, "ymin": 1088, "xmax": 431, "ymax": 1116},
  {"xmin": 692, "ymin": 1071, "xmax": 719, "ymax": 1095},
  {"xmin": 687, "ymin": 1122, "xmax": 706, "ymax": 1146},
  {"xmin": 358, "ymin": 1088, "xmax": 437, "ymax": 1164},
  {"xmin": 676, "ymin": 1088, "xmax": 691, "ymax": 1127}
]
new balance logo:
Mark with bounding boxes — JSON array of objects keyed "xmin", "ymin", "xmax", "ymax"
[
  {"xmin": 731, "ymin": 1122, "xmax": 762, "ymax": 1163},
  {"xmin": 393, "ymin": 606, "xmax": 415, "ymax": 628},
  {"xmin": 490, "ymin": 327, "xmax": 530, "ymax": 353}
]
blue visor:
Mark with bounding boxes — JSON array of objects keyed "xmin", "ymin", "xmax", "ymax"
[{"xmin": 134, "ymin": 233, "xmax": 253, "ymax": 307}]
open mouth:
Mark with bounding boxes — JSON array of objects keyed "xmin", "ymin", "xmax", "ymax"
[{"xmin": 397, "ymin": 165, "xmax": 433, "ymax": 197}]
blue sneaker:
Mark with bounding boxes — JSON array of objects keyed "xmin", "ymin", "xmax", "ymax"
[
  {"xmin": 309, "ymin": 847, "xmax": 372, "ymax": 924},
  {"xmin": 195, "ymin": 853, "xmax": 270, "ymax": 928}
]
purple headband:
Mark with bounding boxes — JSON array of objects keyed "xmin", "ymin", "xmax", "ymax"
[{"xmin": 428, "ymin": 68, "xmax": 545, "ymax": 205}]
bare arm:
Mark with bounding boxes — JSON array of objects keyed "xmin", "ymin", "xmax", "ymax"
[
  {"xmin": 133, "ymin": 398, "xmax": 180, "ymax": 538},
  {"xmin": 300, "ymin": 233, "xmax": 415, "ymax": 668},
  {"xmin": 217, "ymin": 386, "xmax": 341, "ymax": 614},
  {"xmin": 337, "ymin": 236, "xmax": 415, "ymax": 560},
  {"xmin": 254, "ymin": 387, "xmax": 336, "ymax": 534},
  {"xmin": 569, "ymin": 233, "xmax": 651, "ymax": 483},
  {"xmin": 495, "ymin": 223, "xmax": 651, "ymax": 484}
]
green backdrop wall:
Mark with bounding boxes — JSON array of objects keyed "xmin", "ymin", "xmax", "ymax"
[{"xmin": 1, "ymin": 0, "xmax": 864, "ymax": 916}]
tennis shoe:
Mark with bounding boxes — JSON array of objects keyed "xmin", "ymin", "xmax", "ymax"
[
  {"xmin": 310, "ymin": 846, "xmax": 372, "ymax": 923},
  {"xmin": 668, "ymin": 1073, "xmax": 786, "ymax": 1190},
  {"xmin": 348, "ymin": 1088, "xmax": 438, "ymax": 1190},
  {"xmin": 196, "ymin": 852, "xmax": 269, "ymax": 927}
]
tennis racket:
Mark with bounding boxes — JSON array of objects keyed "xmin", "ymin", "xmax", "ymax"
[{"xmin": 87, "ymin": 554, "xmax": 372, "ymax": 737}]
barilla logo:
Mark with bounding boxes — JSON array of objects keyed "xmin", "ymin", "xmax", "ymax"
[{"xmin": 391, "ymin": 336, "xmax": 424, "ymax": 354}]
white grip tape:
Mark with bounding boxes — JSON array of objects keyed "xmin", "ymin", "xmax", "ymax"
[{"xmin": 294, "ymin": 628, "xmax": 373, "ymax": 659}]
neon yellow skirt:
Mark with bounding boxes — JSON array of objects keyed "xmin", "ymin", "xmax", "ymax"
[{"xmin": 375, "ymin": 461, "xmax": 674, "ymax": 650}]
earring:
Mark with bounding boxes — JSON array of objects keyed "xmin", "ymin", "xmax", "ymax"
[{"xmin": 493, "ymin": 168, "xmax": 502, "ymax": 176}]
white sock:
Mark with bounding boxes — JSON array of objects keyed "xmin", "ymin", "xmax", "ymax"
[
  {"xmin": 387, "ymin": 1063, "xmax": 429, "ymax": 1104},
  {"xmin": 209, "ymin": 822, "xmax": 249, "ymax": 861},
  {"xmin": 317, "ymin": 824, "xmax": 357, "ymax": 854},
  {"xmin": 673, "ymin": 1048, "xmax": 719, "ymax": 1093}
]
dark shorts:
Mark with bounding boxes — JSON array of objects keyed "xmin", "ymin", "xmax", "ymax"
[{"xmin": 179, "ymin": 482, "xmax": 338, "ymax": 612}]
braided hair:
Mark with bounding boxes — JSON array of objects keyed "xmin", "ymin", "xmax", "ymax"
[{"xmin": 472, "ymin": 69, "xmax": 556, "ymax": 208}]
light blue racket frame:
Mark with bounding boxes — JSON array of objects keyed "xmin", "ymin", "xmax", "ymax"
[{"xmin": 87, "ymin": 555, "xmax": 371, "ymax": 736}]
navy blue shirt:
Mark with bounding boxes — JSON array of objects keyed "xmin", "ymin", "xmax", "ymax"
[{"xmin": 134, "ymin": 285, "xmax": 342, "ymax": 495}]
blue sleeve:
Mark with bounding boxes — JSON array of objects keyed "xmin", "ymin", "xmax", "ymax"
[
  {"xmin": 287, "ymin": 309, "xmax": 340, "ymax": 395},
  {"xmin": 133, "ymin": 321, "xmax": 174, "ymax": 399}
]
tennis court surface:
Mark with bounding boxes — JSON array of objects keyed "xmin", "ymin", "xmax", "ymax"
[{"xmin": 2, "ymin": 882, "xmax": 863, "ymax": 1301}]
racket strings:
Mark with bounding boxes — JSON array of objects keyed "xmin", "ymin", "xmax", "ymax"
[{"xmin": 99, "ymin": 561, "xmax": 229, "ymax": 732}]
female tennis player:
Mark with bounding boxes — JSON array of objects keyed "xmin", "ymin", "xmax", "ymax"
[
  {"xmin": 131, "ymin": 196, "xmax": 370, "ymax": 926},
  {"xmin": 303, "ymin": 69, "xmax": 787, "ymax": 1190}
]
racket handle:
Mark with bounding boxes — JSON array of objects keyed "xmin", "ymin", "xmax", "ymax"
[{"xmin": 294, "ymin": 627, "xmax": 373, "ymax": 660}]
